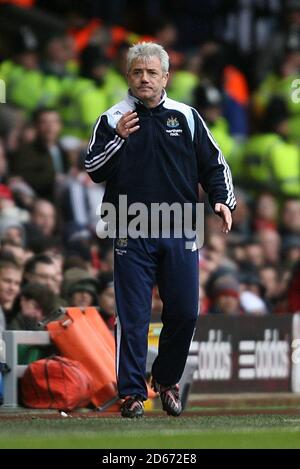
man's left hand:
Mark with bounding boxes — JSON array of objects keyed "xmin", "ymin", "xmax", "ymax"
[{"xmin": 214, "ymin": 203, "xmax": 232, "ymax": 234}]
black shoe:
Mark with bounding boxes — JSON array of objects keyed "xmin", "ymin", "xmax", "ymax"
[
  {"xmin": 152, "ymin": 379, "xmax": 182, "ymax": 416},
  {"xmin": 121, "ymin": 396, "xmax": 144, "ymax": 418}
]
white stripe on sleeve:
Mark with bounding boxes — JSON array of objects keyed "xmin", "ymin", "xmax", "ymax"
[{"xmin": 86, "ymin": 139, "xmax": 125, "ymax": 172}]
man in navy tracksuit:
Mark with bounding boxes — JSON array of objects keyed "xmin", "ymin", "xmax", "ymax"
[{"xmin": 85, "ymin": 42, "xmax": 236, "ymax": 418}]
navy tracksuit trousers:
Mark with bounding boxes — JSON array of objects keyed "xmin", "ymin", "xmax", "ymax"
[{"xmin": 114, "ymin": 234, "xmax": 199, "ymax": 400}]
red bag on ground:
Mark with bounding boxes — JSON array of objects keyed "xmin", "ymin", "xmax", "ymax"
[{"xmin": 21, "ymin": 356, "xmax": 94, "ymax": 411}]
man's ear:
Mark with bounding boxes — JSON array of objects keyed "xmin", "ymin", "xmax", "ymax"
[{"xmin": 163, "ymin": 72, "xmax": 169, "ymax": 86}]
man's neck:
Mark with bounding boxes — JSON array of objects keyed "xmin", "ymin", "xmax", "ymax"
[{"xmin": 142, "ymin": 99, "xmax": 160, "ymax": 108}]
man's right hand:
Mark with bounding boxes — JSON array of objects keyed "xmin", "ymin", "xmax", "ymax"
[{"xmin": 116, "ymin": 110, "xmax": 140, "ymax": 139}]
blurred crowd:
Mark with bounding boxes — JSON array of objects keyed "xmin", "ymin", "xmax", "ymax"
[{"xmin": 1, "ymin": 0, "xmax": 300, "ymax": 339}]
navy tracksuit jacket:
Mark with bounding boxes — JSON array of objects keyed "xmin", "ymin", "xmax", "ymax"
[{"xmin": 85, "ymin": 91, "xmax": 236, "ymax": 400}]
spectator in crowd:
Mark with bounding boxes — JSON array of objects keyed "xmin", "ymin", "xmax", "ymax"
[
  {"xmin": 229, "ymin": 238, "xmax": 247, "ymax": 270},
  {"xmin": 59, "ymin": 145, "xmax": 105, "ymax": 233},
  {"xmin": 63, "ymin": 255, "xmax": 88, "ymax": 273},
  {"xmin": 104, "ymin": 42, "xmax": 129, "ymax": 107},
  {"xmin": 281, "ymin": 235, "xmax": 300, "ymax": 268},
  {"xmin": 62, "ymin": 267, "xmax": 99, "ymax": 307},
  {"xmin": 208, "ymin": 275, "xmax": 241, "ymax": 316},
  {"xmin": 230, "ymin": 189, "xmax": 252, "ymax": 240},
  {"xmin": 255, "ymin": 45, "xmax": 300, "ymax": 144},
  {"xmin": 193, "ymin": 83, "xmax": 241, "ymax": 178},
  {"xmin": 8, "ymin": 179, "xmax": 36, "ymax": 212},
  {"xmin": 256, "ymin": 0, "xmax": 300, "ymax": 82},
  {"xmin": 7, "ymin": 282, "xmax": 57, "ymax": 364},
  {"xmin": 257, "ymin": 229, "xmax": 281, "ymax": 265},
  {"xmin": 64, "ymin": 238, "xmax": 95, "ymax": 273},
  {"xmin": 239, "ymin": 271, "xmax": 269, "ymax": 314},
  {"xmin": 239, "ymin": 272, "xmax": 265, "ymax": 298},
  {"xmin": 60, "ymin": 45, "xmax": 109, "ymax": 139},
  {"xmin": 0, "ymin": 258, "xmax": 23, "ymax": 328},
  {"xmin": 0, "ymin": 218, "xmax": 26, "ymax": 246},
  {"xmin": 0, "ymin": 26, "xmax": 40, "ymax": 113},
  {"xmin": 259, "ymin": 264, "xmax": 281, "ymax": 313},
  {"xmin": 24, "ymin": 199, "xmax": 57, "ymax": 250},
  {"xmin": 199, "ymin": 41, "xmax": 250, "ymax": 139},
  {"xmin": 8, "ymin": 282, "xmax": 57, "ymax": 330},
  {"xmin": 243, "ymin": 98, "xmax": 300, "ymax": 198},
  {"xmin": 30, "ymin": 199, "xmax": 57, "ymax": 238},
  {"xmin": 152, "ymin": 18, "xmax": 179, "ymax": 51},
  {"xmin": 253, "ymin": 193, "xmax": 278, "ymax": 232},
  {"xmin": 280, "ymin": 198, "xmax": 300, "ymax": 237},
  {"xmin": 167, "ymin": 50, "xmax": 199, "ymax": 105},
  {"xmin": 199, "ymin": 248, "xmax": 223, "ymax": 298},
  {"xmin": 0, "ymin": 239, "xmax": 28, "ymax": 267},
  {"xmin": 243, "ymin": 238, "xmax": 265, "ymax": 270},
  {"xmin": 24, "ymin": 254, "xmax": 58, "ymax": 294},
  {"xmin": 10, "ymin": 108, "xmax": 69, "ymax": 200},
  {"xmin": 41, "ymin": 34, "xmax": 75, "ymax": 78},
  {"xmin": 205, "ymin": 233, "xmax": 237, "ymax": 271},
  {"xmin": 39, "ymin": 247, "xmax": 64, "ymax": 296}
]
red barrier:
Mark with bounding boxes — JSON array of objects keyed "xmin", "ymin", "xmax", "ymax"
[
  {"xmin": 47, "ymin": 307, "xmax": 156, "ymax": 410},
  {"xmin": 47, "ymin": 307, "xmax": 119, "ymax": 410}
]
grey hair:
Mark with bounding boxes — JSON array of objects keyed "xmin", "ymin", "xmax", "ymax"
[{"xmin": 127, "ymin": 42, "xmax": 169, "ymax": 74}]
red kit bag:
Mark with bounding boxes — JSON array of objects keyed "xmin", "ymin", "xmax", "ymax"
[{"xmin": 21, "ymin": 356, "xmax": 94, "ymax": 410}]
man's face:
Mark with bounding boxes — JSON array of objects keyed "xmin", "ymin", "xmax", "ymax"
[
  {"xmin": 283, "ymin": 200, "xmax": 300, "ymax": 232},
  {"xmin": 2, "ymin": 244, "xmax": 26, "ymax": 266},
  {"xmin": 127, "ymin": 56, "xmax": 169, "ymax": 107},
  {"xmin": 32, "ymin": 201, "xmax": 56, "ymax": 236},
  {"xmin": 29, "ymin": 262, "xmax": 57, "ymax": 293},
  {"xmin": 46, "ymin": 254, "xmax": 63, "ymax": 295},
  {"xmin": 0, "ymin": 267, "xmax": 22, "ymax": 310},
  {"xmin": 245, "ymin": 244, "xmax": 265, "ymax": 267},
  {"xmin": 3, "ymin": 227, "xmax": 23, "ymax": 245},
  {"xmin": 71, "ymin": 291, "xmax": 94, "ymax": 307},
  {"xmin": 215, "ymin": 295, "xmax": 240, "ymax": 316},
  {"xmin": 259, "ymin": 268, "xmax": 278, "ymax": 298},
  {"xmin": 20, "ymin": 297, "xmax": 43, "ymax": 321},
  {"xmin": 36, "ymin": 111, "xmax": 62, "ymax": 143}
]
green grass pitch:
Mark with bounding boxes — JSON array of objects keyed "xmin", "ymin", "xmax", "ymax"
[{"xmin": 1, "ymin": 412, "xmax": 300, "ymax": 449}]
